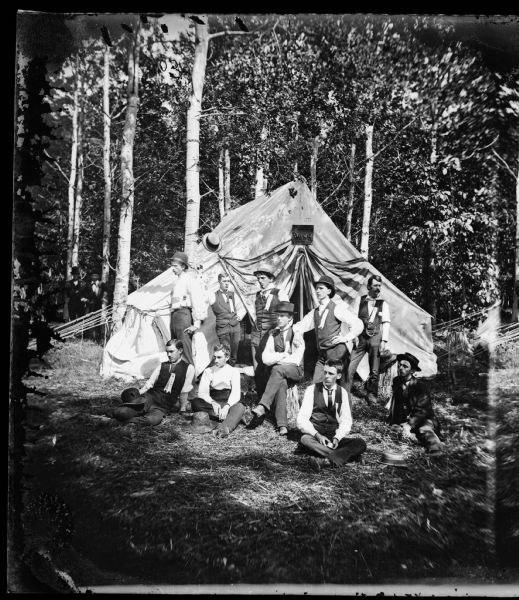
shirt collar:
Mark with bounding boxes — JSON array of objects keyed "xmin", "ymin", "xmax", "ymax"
[
  {"xmin": 319, "ymin": 297, "xmax": 331, "ymax": 309},
  {"xmin": 323, "ymin": 383, "xmax": 337, "ymax": 393}
]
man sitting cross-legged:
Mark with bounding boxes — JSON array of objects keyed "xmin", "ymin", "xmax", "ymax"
[
  {"xmin": 296, "ymin": 359, "xmax": 367, "ymax": 472},
  {"xmin": 190, "ymin": 344, "xmax": 245, "ymax": 438},
  {"xmin": 108, "ymin": 339, "xmax": 195, "ymax": 426},
  {"xmin": 246, "ymin": 301, "xmax": 305, "ymax": 436}
]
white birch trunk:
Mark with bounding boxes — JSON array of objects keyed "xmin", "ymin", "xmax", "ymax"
[
  {"xmin": 345, "ymin": 142, "xmax": 356, "ymax": 242},
  {"xmin": 112, "ymin": 29, "xmax": 140, "ymax": 331},
  {"xmin": 224, "ymin": 146, "xmax": 231, "ymax": 213},
  {"xmin": 360, "ymin": 123, "xmax": 374, "ymax": 259},
  {"xmin": 513, "ymin": 158, "xmax": 519, "ymax": 321},
  {"xmin": 184, "ymin": 18, "xmax": 209, "ymax": 255},
  {"xmin": 218, "ymin": 147, "xmax": 225, "ymax": 220},
  {"xmin": 66, "ymin": 54, "xmax": 80, "ymax": 279},
  {"xmin": 102, "ymin": 44, "xmax": 112, "ymax": 301},
  {"xmin": 71, "ymin": 106, "xmax": 84, "ymax": 267},
  {"xmin": 255, "ymin": 165, "xmax": 264, "ymax": 198}
]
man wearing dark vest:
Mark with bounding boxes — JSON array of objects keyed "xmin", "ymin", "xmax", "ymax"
[
  {"xmin": 85, "ymin": 272, "xmax": 109, "ymax": 341},
  {"xmin": 65, "ymin": 266, "xmax": 87, "ymax": 321},
  {"xmin": 347, "ymin": 274, "xmax": 391, "ymax": 405},
  {"xmin": 296, "ymin": 360, "xmax": 367, "ymax": 471},
  {"xmin": 251, "ymin": 264, "xmax": 289, "ymax": 397},
  {"xmin": 246, "ymin": 301, "xmax": 305, "ymax": 436},
  {"xmin": 209, "ymin": 274, "xmax": 240, "ymax": 366},
  {"xmin": 293, "ymin": 275, "xmax": 363, "ymax": 388},
  {"xmin": 108, "ymin": 339, "xmax": 195, "ymax": 425}
]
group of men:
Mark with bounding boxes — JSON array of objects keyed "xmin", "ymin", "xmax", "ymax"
[
  {"xmin": 65, "ymin": 268, "xmax": 109, "ymax": 334},
  {"xmin": 107, "ymin": 249, "xmax": 442, "ymax": 467}
]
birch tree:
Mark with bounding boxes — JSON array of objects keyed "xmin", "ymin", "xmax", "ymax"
[
  {"xmin": 360, "ymin": 123, "xmax": 374, "ymax": 258},
  {"xmin": 345, "ymin": 141, "xmax": 356, "ymax": 241},
  {"xmin": 71, "ymin": 88, "xmax": 84, "ymax": 268},
  {"xmin": 66, "ymin": 53, "xmax": 80, "ymax": 279},
  {"xmin": 112, "ymin": 25, "xmax": 140, "ymax": 331},
  {"xmin": 102, "ymin": 43, "xmax": 112, "ymax": 300}
]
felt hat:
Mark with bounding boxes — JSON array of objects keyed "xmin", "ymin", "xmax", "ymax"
[
  {"xmin": 275, "ymin": 301, "xmax": 295, "ymax": 314},
  {"xmin": 396, "ymin": 352, "xmax": 421, "ymax": 372},
  {"xmin": 171, "ymin": 251, "xmax": 189, "ymax": 268},
  {"xmin": 314, "ymin": 275, "xmax": 336, "ymax": 298},
  {"xmin": 253, "ymin": 263, "xmax": 276, "ymax": 278},
  {"xmin": 182, "ymin": 411, "xmax": 218, "ymax": 434},
  {"xmin": 120, "ymin": 387, "xmax": 145, "ymax": 408},
  {"xmin": 381, "ymin": 450, "xmax": 407, "ymax": 468},
  {"xmin": 202, "ymin": 232, "xmax": 222, "ymax": 253}
]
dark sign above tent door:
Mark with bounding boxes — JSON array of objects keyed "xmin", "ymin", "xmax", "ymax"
[{"xmin": 292, "ymin": 224, "xmax": 314, "ymax": 245}]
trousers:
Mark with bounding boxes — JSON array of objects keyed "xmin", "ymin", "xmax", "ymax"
[
  {"xmin": 347, "ymin": 333, "xmax": 381, "ymax": 394},
  {"xmin": 110, "ymin": 405, "xmax": 166, "ymax": 426},
  {"xmin": 259, "ymin": 363, "xmax": 303, "ymax": 427},
  {"xmin": 250, "ymin": 330, "xmax": 270, "ymax": 397},
  {"xmin": 170, "ymin": 308, "xmax": 194, "ymax": 366},
  {"xmin": 217, "ymin": 324, "xmax": 240, "ymax": 366},
  {"xmin": 190, "ymin": 389, "xmax": 245, "ymax": 433},
  {"xmin": 300, "ymin": 434, "xmax": 367, "ymax": 465}
]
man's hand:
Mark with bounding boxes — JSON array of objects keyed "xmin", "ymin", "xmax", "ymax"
[
  {"xmin": 218, "ymin": 404, "xmax": 230, "ymax": 421},
  {"xmin": 329, "ymin": 335, "xmax": 345, "ymax": 346},
  {"xmin": 292, "ymin": 331, "xmax": 304, "ymax": 349},
  {"xmin": 184, "ymin": 325, "xmax": 197, "ymax": 335},
  {"xmin": 332, "ymin": 437, "xmax": 339, "ymax": 449},
  {"xmin": 315, "ymin": 432, "xmax": 333, "ymax": 447}
]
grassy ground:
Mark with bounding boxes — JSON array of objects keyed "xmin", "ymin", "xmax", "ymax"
[{"xmin": 19, "ymin": 338, "xmax": 519, "ymax": 586}]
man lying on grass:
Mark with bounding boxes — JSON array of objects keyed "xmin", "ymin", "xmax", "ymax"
[
  {"xmin": 386, "ymin": 352, "xmax": 442, "ymax": 456},
  {"xmin": 107, "ymin": 339, "xmax": 195, "ymax": 426},
  {"xmin": 296, "ymin": 359, "xmax": 367, "ymax": 472}
]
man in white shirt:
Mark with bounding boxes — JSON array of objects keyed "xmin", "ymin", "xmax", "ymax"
[
  {"xmin": 293, "ymin": 275, "xmax": 363, "ymax": 389},
  {"xmin": 296, "ymin": 360, "xmax": 367, "ymax": 472},
  {"xmin": 347, "ymin": 274, "xmax": 391, "ymax": 405},
  {"xmin": 169, "ymin": 251, "xmax": 208, "ymax": 368},
  {"xmin": 108, "ymin": 339, "xmax": 195, "ymax": 425},
  {"xmin": 246, "ymin": 301, "xmax": 305, "ymax": 436},
  {"xmin": 208, "ymin": 274, "xmax": 241, "ymax": 366},
  {"xmin": 190, "ymin": 344, "xmax": 245, "ymax": 438}
]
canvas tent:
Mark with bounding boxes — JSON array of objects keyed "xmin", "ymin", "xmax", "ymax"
[{"xmin": 101, "ymin": 180, "xmax": 437, "ymax": 381}]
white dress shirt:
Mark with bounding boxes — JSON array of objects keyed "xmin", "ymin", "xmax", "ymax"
[
  {"xmin": 364, "ymin": 295, "xmax": 390, "ymax": 341},
  {"xmin": 257, "ymin": 284, "xmax": 290, "ymax": 310},
  {"xmin": 293, "ymin": 296, "xmax": 363, "ymax": 343},
  {"xmin": 197, "ymin": 363, "xmax": 241, "ymax": 407},
  {"xmin": 262, "ymin": 323, "xmax": 306, "ymax": 366},
  {"xmin": 170, "ymin": 270, "xmax": 207, "ymax": 324},
  {"xmin": 296, "ymin": 383, "xmax": 353, "ymax": 441},
  {"xmin": 139, "ymin": 360, "xmax": 195, "ymax": 395}
]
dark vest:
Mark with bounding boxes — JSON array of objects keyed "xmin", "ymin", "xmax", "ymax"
[
  {"xmin": 152, "ymin": 359, "xmax": 190, "ymax": 411},
  {"xmin": 314, "ymin": 302, "xmax": 342, "ymax": 350},
  {"xmin": 271, "ymin": 326, "xmax": 303, "ymax": 368},
  {"xmin": 358, "ymin": 295, "xmax": 384, "ymax": 338},
  {"xmin": 211, "ymin": 290, "xmax": 239, "ymax": 331},
  {"xmin": 310, "ymin": 383, "xmax": 344, "ymax": 429},
  {"xmin": 255, "ymin": 288, "xmax": 280, "ymax": 331}
]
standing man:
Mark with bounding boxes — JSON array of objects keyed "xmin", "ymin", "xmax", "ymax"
[
  {"xmin": 251, "ymin": 264, "xmax": 289, "ymax": 397},
  {"xmin": 246, "ymin": 301, "xmax": 305, "ymax": 436},
  {"xmin": 209, "ymin": 274, "xmax": 240, "ymax": 366},
  {"xmin": 108, "ymin": 339, "xmax": 195, "ymax": 425},
  {"xmin": 65, "ymin": 266, "xmax": 86, "ymax": 321},
  {"xmin": 293, "ymin": 275, "xmax": 363, "ymax": 389},
  {"xmin": 347, "ymin": 274, "xmax": 391, "ymax": 405},
  {"xmin": 86, "ymin": 272, "xmax": 108, "ymax": 341},
  {"xmin": 296, "ymin": 360, "xmax": 367, "ymax": 471},
  {"xmin": 387, "ymin": 352, "xmax": 442, "ymax": 456},
  {"xmin": 169, "ymin": 251, "xmax": 207, "ymax": 368}
]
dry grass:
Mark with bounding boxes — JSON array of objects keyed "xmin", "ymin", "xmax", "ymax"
[{"xmin": 19, "ymin": 338, "xmax": 519, "ymax": 586}]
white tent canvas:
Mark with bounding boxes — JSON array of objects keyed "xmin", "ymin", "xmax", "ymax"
[{"xmin": 101, "ymin": 180, "xmax": 437, "ymax": 381}]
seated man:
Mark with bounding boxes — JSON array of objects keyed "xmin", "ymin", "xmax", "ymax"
[
  {"xmin": 387, "ymin": 352, "xmax": 442, "ymax": 456},
  {"xmin": 246, "ymin": 301, "xmax": 305, "ymax": 436},
  {"xmin": 109, "ymin": 339, "xmax": 195, "ymax": 426},
  {"xmin": 190, "ymin": 344, "xmax": 245, "ymax": 438},
  {"xmin": 296, "ymin": 360, "xmax": 367, "ymax": 472}
]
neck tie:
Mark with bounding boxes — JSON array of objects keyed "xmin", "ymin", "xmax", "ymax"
[
  {"xmin": 327, "ymin": 388, "xmax": 333, "ymax": 408},
  {"xmin": 262, "ymin": 291, "xmax": 268, "ymax": 300}
]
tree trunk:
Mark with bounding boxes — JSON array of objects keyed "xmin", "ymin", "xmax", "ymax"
[
  {"xmin": 513, "ymin": 157, "xmax": 519, "ymax": 321},
  {"xmin": 293, "ymin": 119, "xmax": 299, "ymax": 175},
  {"xmin": 255, "ymin": 165, "xmax": 264, "ymax": 198},
  {"xmin": 112, "ymin": 28, "xmax": 140, "ymax": 331},
  {"xmin": 360, "ymin": 123, "xmax": 374, "ymax": 258},
  {"xmin": 102, "ymin": 44, "xmax": 112, "ymax": 302},
  {"xmin": 66, "ymin": 53, "xmax": 80, "ymax": 279},
  {"xmin": 423, "ymin": 119, "xmax": 438, "ymax": 318},
  {"xmin": 71, "ymin": 105, "xmax": 84, "ymax": 268},
  {"xmin": 184, "ymin": 17, "xmax": 209, "ymax": 255},
  {"xmin": 224, "ymin": 146, "xmax": 231, "ymax": 213},
  {"xmin": 345, "ymin": 142, "xmax": 356, "ymax": 242},
  {"xmin": 310, "ymin": 136, "xmax": 320, "ymax": 200},
  {"xmin": 218, "ymin": 147, "xmax": 225, "ymax": 220}
]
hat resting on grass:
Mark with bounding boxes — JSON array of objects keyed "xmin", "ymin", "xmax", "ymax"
[
  {"xmin": 182, "ymin": 411, "xmax": 218, "ymax": 434},
  {"xmin": 380, "ymin": 450, "xmax": 407, "ymax": 468},
  {"xmin": 120, "ymin": 387, "xmax": 145, "ymax": 408}
]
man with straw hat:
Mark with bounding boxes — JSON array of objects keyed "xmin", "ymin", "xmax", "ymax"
[
  {"xmin": 247, "ymin": 301, "xmax": 304, "ymax": 436},
  {"xmin": 293, "ymin": 274, "xmax": 363, "ymax": 388},
  {"xmin": 386, "ymin": 352, "xmax": 442, "ymax": 456},
  {"xmin": 169, "ymin": 250, "xmax": 207, "ymax": 368},
  {"xmin": 208, "ymin": 273, "xmax": 240, "ymax": 367},
  {"xmin": 296, "ymin": 359, "xmax": 367, "ymax": 472}
]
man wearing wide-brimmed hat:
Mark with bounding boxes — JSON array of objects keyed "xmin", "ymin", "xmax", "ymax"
[
  {"xmin": 387, "ymin": 352, "xmax": 442, "ymax": 456},
  {"xmin": 208, "ymin": 273, "xmax": 240, "ymax": 366},
  {"xmin": 293, "ymin": 274, "xmax": 363, "ymax": 388},
  {"xmin": 251, "ymin": 263, "xmax": 290, "ymax": 397},
  {"xmin": 169, "ymin": 250, "xmax": 208, "ymax": 367},
  {"xmin": 246, "ymin": 301, "xmax": 305, "ymax": 436}
]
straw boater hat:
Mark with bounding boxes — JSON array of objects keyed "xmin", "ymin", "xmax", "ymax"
[
  {"xmin": 396, "ymin": 352, "xmax": 421, "ymax": 372},
  {"xmin": 202, "ymin": 232, "xmax": 222, "ymax": 253},
  {"xmin": 253, "ymin": 263, "xmax": 276, "ymax": 278},
  {"xmin": 381, "ymin": 450, "xmax": 407, "ymax": 468},
  {"xmin": 120, "ymin": 387, "xmax": 145, "ymax": 408},
  {"xmin": 171, "ymin": 251, "xmax": 189, "ymax": 269},
  {"xmin": 314, "ymin": 275, "xmax": 336, "ymax": 298},
  {"xmin": 275, "ymin": 301, "xmax": 295, "ymax": 314},
  {"xmin": 182, "ymin": 411, "xmax": 218, "ymax": 434}
]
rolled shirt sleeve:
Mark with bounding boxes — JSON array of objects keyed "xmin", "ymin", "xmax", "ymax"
[
  {"xmin": 197, "ymin": 368, "xmax": 213, "ymax": 403},
  {"xmin": 334, "ymin": 300, "xmax": 364, "ymax": 341},
  {"xmin": 261, "ymin": 333, "xmax": 283, "ymax": 366},
  {"xmin": 296, "ymin": 385, "xmax": 319, "ymax": 437},
  {"xmin": 139, "ymin": 365, "xmax": 161, "ymax": 394},
  {"xmin": 181, "ymin": 364, "xmax": 195, "ymax": 394},
  {"xmin": 186, "ymin": 274, "xmax": 208, "ymax": 324},
  {"xmin": 381, "ymin": 300, "xmax": 390, "ymax": 341},
  {"xmin": 293, "ymin": 309, "xmax": 316, "ymax": 335},
  {"xmin": 226, "ymin": 366, "xmax": 241, "ymax": 407},
  {"xmin": 334, "ymin": 392, "xmax": 353, "ymax": 441}
]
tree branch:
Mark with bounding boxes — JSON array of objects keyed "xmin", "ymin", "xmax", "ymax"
[
  {"xmin": 492, "ymin": 148, "xmax": 518, "ymax": 181},
  {"xmin": 43, "ymin": 149, "xmax": 69, "ymax": 183},
  {"xmin": 208, "ymin": 30, "xmax": 256, "ymax": 40}
]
